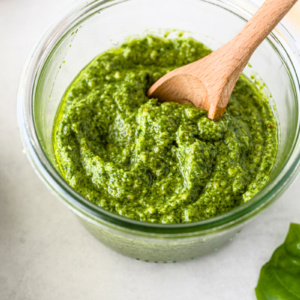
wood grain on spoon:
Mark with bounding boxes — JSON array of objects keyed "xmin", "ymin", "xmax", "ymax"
[{"xmin": 148, "ymin": 0, "xmax": 298, "ymax": 120}]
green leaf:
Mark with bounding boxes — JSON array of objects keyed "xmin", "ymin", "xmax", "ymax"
[{"xmin": 255, "ymin": 223, "xmax": 300, "ymax": 300}]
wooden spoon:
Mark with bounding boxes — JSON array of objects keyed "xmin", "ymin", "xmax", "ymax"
[{"xmin": 148, "ymin": 0, "xmax": 298, "ymax": 120}]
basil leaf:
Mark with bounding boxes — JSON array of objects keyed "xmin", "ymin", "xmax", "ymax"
[{"xmin": 255, "ymin": 223, "xmax": 300, "ymax": 300}]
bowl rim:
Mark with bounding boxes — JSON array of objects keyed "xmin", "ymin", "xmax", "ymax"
[{"xmin": 17, "ymin": 0, "xmax": 300, "ymax": 234}]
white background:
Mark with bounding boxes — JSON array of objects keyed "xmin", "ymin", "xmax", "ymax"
[{"xmin": 1, "ymin": 0, "xmax": 300, "ymax": 299}]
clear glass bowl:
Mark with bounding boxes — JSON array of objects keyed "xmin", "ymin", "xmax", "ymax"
[{"xmin": 17, "ymin": 0, "xmax": 300, "ymax": 262}]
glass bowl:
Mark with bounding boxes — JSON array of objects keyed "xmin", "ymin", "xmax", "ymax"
[{"xmin": 17, "ymin": 0, "xmax": 300, "ymax": 262}]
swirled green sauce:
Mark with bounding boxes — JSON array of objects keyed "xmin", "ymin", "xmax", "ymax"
[{"xmin": 53, "ymin": 35, "xmax": 277, "ymax": 223}]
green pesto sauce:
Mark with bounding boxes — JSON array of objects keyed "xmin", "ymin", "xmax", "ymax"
[{"xmin": 53, "ymin": 35, "xmax": 277, "ymax": 224}]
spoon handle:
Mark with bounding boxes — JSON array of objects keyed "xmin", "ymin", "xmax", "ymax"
[
  {"xmin": 206, "ymin": 0, "xmax": 298, "ymax": 119},
  {"xmin": 231, "ymin": 0, "xmax": 298, "ymax": 59}
]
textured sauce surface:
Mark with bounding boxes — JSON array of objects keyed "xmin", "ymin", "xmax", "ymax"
[{"xmin": 53, "ymin": 35, "xmax": 277, "ymax": 224}]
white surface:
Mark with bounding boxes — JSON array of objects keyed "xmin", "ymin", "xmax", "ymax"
[{"xmin": 1, "ymin": 1, "xmax": 300, "ymax": 299}]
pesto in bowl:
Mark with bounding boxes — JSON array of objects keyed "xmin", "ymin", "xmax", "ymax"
[{"xmin": 53, "ymin": 35, "xmax": 277, "ymax": 224}]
